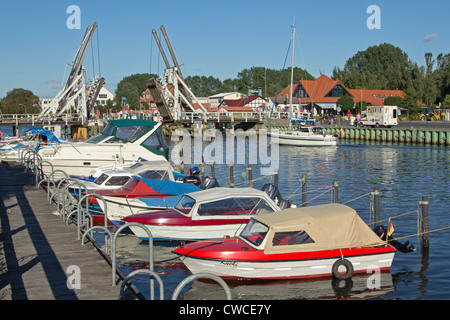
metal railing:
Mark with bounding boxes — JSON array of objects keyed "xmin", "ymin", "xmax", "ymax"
[{"xmin": 15, "ymin": 152, "xmax": 231, "ymax": 300}]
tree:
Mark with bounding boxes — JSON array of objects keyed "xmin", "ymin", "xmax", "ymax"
[
  {"xmin": 442, "ymin": 94, "xmax": 450, "ymax": 109},
  {"xmin": 114, "ymin": 73, "xmax": 157, "ymax": 109},
  {"xmin": 332, "ymin": 43, "xmax": 415, "ymax": 91},
  {"xmin": 337, "ymin": 95, "xmax": 355, "ymax": 114},
  {"xmin": 0, "ymin": 88, "xmax": 40, "ymax": 114}
]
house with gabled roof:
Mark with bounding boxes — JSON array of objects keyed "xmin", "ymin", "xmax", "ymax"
[
  {"xmin": 274, "ymin": 74, "xmax": 416, "ymax": 115},
  {"xmin": 218, "ymin": 95, "xmax": 266, "ymax": 113}
]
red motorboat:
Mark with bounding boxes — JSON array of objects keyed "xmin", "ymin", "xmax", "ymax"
[{"xmin": 173, "ymin": 204, "xmax": 397, "ymax": 280}]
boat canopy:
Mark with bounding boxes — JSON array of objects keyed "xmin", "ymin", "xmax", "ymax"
[
  {"xmin": 125, "ymin": 160, "xmax": 175, "ymax": 180},
  {"xmin": 135, "ymin": 176, "xmax": 201, "ymax": 195},
  {"xmin": 185, "ymin": 187, "xmax": 272, "ymax": 203},
  {"xmin": 250, "ymin": 203, "xmax": 384, "ymax": 254}
]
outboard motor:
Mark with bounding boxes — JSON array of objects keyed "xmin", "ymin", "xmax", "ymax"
[
  {"xmin": 200, "ymin": 176, "xmax": 219, "ymax": 190},
  {"xmin": 261, "ymin": 183, "xmax": 292, "ymax": 209},
  {"xmin": 278, "ymin": 199, "xmax": 292, "ymax": 209},
  {"xmin": 182, "ymin": 166, "xmax": 201, "ymax": 186},
  {"xmin": 261, "ymin": 183, "xmax": 282, "ymax": 200},
  {"xmin": 373, "ymin": 225, "xmax": 415, "ymax": 253}
]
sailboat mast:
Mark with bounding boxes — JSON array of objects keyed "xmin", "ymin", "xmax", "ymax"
[{"xmin": 289, "ymin": 25, "xmax": 295, "ymax": 123}]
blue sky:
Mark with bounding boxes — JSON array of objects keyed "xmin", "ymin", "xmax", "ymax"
[{"xmin": 0, "ymin": 0, "xmax": 449, "ymax": 99}]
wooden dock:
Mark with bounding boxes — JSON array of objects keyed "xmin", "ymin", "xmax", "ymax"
[{"xmin": 0, "ymin": 161, "xmax": 139, "ymax": 300}]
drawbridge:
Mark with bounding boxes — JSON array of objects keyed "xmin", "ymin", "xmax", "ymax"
[{"xmin": 148, "ymin": 25, "xmax": 207, "ymax": 123}]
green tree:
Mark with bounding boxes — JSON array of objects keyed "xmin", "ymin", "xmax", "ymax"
[
  {"xmin": 337, "ymin": 95, "xmax": 355, "ymax": 114},
  {"xmin": 0, "ymin": 88, "xmax": 40, "ymax": 114},
  {"xmin": 114, "ymin": 73, "xmax": 157, "ymax": 109},
  {"xmin": 442, "ymin": 94, "xmax": 450, "ymax": 109},
  {"xmin": 333, "ymin": 43, "xmax": 415, "ymax": 91}
]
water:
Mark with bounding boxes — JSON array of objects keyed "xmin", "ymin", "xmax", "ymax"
[{"xmin": 108, "ymin": 139, "xmax": 450, "ymax": 300}]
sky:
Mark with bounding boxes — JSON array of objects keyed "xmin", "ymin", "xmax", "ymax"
[{"xmin": 0, "ymin": 0, "xmax": 449, "ymax": 99}]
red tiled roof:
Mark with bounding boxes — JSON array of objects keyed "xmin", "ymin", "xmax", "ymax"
[
  {"xmin": 222, "ymin": 95, "xmax": 261, "ymax": 107},
  {"xmin": 349, "ymin": 89, "xmax": 404, "ymax": 105}
]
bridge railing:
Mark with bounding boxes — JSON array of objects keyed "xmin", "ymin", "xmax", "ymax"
[{"xmin": 0, "ymin": 113, "xmax": 85, "ymax": 126}]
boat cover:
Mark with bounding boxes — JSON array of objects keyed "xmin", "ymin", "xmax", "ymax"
[
  {"xmin": 253, "ymin": 203, "xmax": 384, "ymax": 254},
  {"xmin": 135, "ymin": 176, "xmax": 201, "ymax": 195},
  {"xmin": 137, "ymin": 194, "xmax": 183, "ymax": 208},
  {"xmin": 185, "ymin": 187, "xmax": 271, "ymax": 202}
]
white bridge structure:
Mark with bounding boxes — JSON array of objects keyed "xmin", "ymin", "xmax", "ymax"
[{"xmin": 39, "ymin": 22, "xmax": 104, "ymax": 125}]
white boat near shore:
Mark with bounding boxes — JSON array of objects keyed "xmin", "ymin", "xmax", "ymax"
[{"xmin": 269, "ymin": 126, "xmax": 337, "ymax": 147}]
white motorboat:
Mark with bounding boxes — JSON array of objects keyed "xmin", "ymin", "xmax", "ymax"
[
  {"xmin": 37, "ymin": 119, "xmax": 169, "ymax": 178},
  {"xmin": 268, "ymin": 126, "xmax": 337, "ymax": 147},
  {"xmin": 123, "ymin": 187, "xmax": 285, "ymax": 241}
]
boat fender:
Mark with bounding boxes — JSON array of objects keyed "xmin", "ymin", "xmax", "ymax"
[{"xmin": 332, "ymin": 258, "xmax": 354, "ymax": 280}]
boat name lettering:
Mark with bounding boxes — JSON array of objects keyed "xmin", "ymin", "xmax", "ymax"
[{"xmin": 220, "ymin": 261, "xmax": 238, "ymax": 266}]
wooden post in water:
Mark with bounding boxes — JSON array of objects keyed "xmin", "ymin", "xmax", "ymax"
[
  {"xmin": 247, "ymin": 165, "xmax": 253, "ymax": 188},
  {"xmin": 201, "ymin": 157, "xmax": 205, "ymax": 180},
  {"xmin": 302, "ymin": 174, "xmax": 307, "ymax": 207},
  {"xmin": 332, "ymin": 180, "xmax": 339, "ymax": 203},
  {"xmin": 210, "ymin": 161, "xmax": 215, "ymax": 178},
  {"xmin": 372, "ymin": 187, "xmax": 380, "ymax": 227},
  {"xmin": 229, "ymin": 162, "xmax": 235, "ymax": 188},
  {"xmin": 420, "ymin": 196, "xmax": 430, "ymax": 248}
]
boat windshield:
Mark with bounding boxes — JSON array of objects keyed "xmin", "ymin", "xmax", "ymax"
[
  {"xmin": 139, "ymin": 170, "xmax": 170, "ymax": 180},
  {"xmin": 174, "ymin": 195, "xmax": 196, "ymax": 215},
  {"xmin": 122, "ymin": 177, "xmax": 140, "ymax": 191},
  {"xmin": 84, "ymin": 122, "xmax": 155, "ymax": 144},
  {"xmin": 94, "ymin": 173, "xmax": 109, "ymax": 185},
  {"xmin": 240, "ymin": 219, "xmax": 269, "ymax": 247}
]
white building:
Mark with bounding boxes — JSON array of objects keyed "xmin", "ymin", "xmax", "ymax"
[{"xmin": 95, "ymin": 86, "xmax": 115, "ymax": 106}]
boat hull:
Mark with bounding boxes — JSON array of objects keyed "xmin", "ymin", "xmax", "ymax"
[
  {"xmin": 129, "ymin": 223, "xmax": 249, "ymax": 241},
  {"xmin": 179, "ymin": 251, "xmax": 395, "ymax": 280},
  {"xmin": 268, "ymin": 131, "xmax": 337, "ymax": 147}
]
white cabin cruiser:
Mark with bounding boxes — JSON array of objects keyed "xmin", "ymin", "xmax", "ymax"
[{"xmin": 37, "ymin": 119, "xmax": 169, "ymax": 178}]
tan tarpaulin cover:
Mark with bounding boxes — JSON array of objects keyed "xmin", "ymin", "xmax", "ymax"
[{"xmin": 253, "ymin": 203, "xmax": 385, "ymax": 254}]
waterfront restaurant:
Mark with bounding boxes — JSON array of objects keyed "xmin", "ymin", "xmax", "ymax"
[{"xmin": 275, "ymin": 74, "xmax": 405, "ymax": 116}]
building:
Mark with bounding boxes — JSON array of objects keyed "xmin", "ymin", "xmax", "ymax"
[
  {"xmin": 218, "ymin": 95, "xmax": 266, "ymax": 113},
  {"xmin": 95, "ymin": 87, "xmax": 115, "ymax": 106},
  {"xmin": 275, "ymin": 74, "xmax": 407, "ymax": 115}
]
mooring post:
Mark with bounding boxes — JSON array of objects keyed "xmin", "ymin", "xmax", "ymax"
[
  {"xmin": 420, "ymin": 196, "xmax": 430, "ymax": 248},
  {"xmin": 210, "ymin": 162, "xmax": 215, "ymax": 178},
  {"xmin": 372, "ymin": 187, "xmax": 380, "ymax": 227},
  {"xmin": 247, "ymin": 165, "xmax": 253, "ymax": 188},
  {"xmin": 332, "ymin": 180, "xmax": 339, "ymax": 203},
  {"xmin": 274, "ymin": 169, "xmax": 279, "ymax": 187},
  {"xmin": 302, "ymin": 174, "xmax": 307, "ymax": 207},
  {"xmin": 201, "ymin": 157, "xmax": 205, "ymax": 180},
  {"xmin": 229, "ymin": 162, "xmax": 234, "ymax": 188}
]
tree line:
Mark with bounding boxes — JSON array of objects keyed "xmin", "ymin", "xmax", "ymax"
[{"xmin": 1, "ymin": 43, "xmax": 449, "ymax": 114}]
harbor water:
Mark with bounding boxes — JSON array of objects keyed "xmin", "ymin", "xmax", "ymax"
[
  {"xmin": 3, "ymin": 125, "xmax": 449, "ymax": 299},
  {"xmin": 113, "ymin": 137, "xmax": 450, "ymax": 300}
]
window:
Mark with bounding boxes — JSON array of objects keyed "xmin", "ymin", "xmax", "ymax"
[
  {"xmin": 105, "ymin": 176, "xmax": 131, "ymax": 186},
  {"xmin": 240, "ymin": 219, "xmax": 269, "ymax": 247},
  {"xmin": 122, "ymin": 177, "xmax": 139, "ymax": 191},
  {"xmin": 175, "ymin": 195, "xmax": 196, "ymax": 214},
  {"xmin": 99, "ymin": 94, "xmax": 108, "ymax": 99},
  {"xmin": 116, "ymin": 125, "xmax": 153, "ymax": 142},
  {"xmin": 94, "ymin": 174, "xmax": 109, "ymax": 185},
  {"xmin": 139, "ymin": 170, "xmax": 170, "ymax": 180},
  {"xmin": 325, "ymin": 85, "xmax": 345, "ymax": 98},
  {"xmin": 141, "ymin": 128, "xmax": 166, "ymax": 152},
  {"xmin": 272, "ymin": 230, "xmax": 314, "ymax": 246},
  {"xmin": 294, "ymin": 86, "xmax": 309, "ymax": 98}
]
